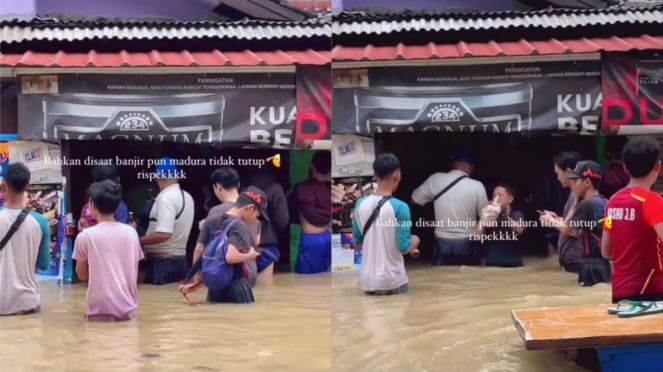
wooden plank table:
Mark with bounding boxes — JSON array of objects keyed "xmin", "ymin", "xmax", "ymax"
[{"xmin": 512, "ymin": 304, "xmax": 663, "ymax": 350}]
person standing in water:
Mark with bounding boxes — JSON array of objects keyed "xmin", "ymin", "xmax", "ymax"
[
  {"xmin": 602, "ymin": 138, "xmax": 663, "ymax": 303},
  {"xmin": 291, "ymin": 151, "xmax": 332, "ymax": 274},
  {"xmin": 540, "ymin": 151, "xmax": 583, "ymax": 269},
  {"xmin": 249, "ymin": 168, "xmax": 289, "ymax": 285},
  {"xmin": 353, "ymin": 153, "xmax": 420, "ymax": 295},
  {"xmin": 141, "ymin": 157, "xmax": 195, "ymax": 285},
  {"xmin": 556, "ymin": 160, "xmax": 610, "ymax": 286},
  {"xmin": 194, "ymin": 167, "xmax": 261, "ymax": 287},
  {"xmin": 183, "ymin": 187, "xmax": 266, "ymax": 303},
  {"xmin": 73, "ymin": 180, "xmax": 144, "ymax": 321},
  {"xmin": 198, "ymin": 167, "xmax": 261, "ymax": 243},
  {"xmin": 0, "ymin": 163, "xmax": 50, "ymax": 316},
  {"xmin": 411, "ymin": 151, "xmax": 488, "ymax": 266},
  {"xmin": 478, "ymin": 183, "xmax": 525, "ymax": 268}
]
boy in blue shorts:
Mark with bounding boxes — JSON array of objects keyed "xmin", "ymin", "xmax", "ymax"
[{"xmin": 292, "ymin": 151, "xmax": 332, "ymax": 274}]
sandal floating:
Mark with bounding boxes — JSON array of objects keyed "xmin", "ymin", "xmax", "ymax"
[
  {"xmin": 617, "ymin": 301, "xmax": 663, "ymax": 318},
  {"xmin": 607, "ymin": 299, "xmax": 643, "ymax": 315}
]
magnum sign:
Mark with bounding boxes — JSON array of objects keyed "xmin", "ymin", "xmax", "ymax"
[
  {"xmin": 601, "ymin": 53, "xmax": 663, "ymax": 135},
  {"xmin": 43, "ymin": 93, "xmax": 224, "ymax": 143},
  {"xmin": 332, "ymin": 61, "xmax": 603, "ymax": 135},
  {"xmin": 18, "ymin": 73, "xmax": 298, "ymax": 147}
]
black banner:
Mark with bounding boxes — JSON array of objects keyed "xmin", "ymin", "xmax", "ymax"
[
  {"xmin": 601, "ymin": 53, "xmax": 663, "ymax": 135},
  {"xmin": 17, "ymin": 73, "xmax": 297, "ymax": 148},
  {"xmin": 332, "ymin": 61, "xmax": 602, "ymax": 135},
  {"xmin": 295, "ymin": 65, "xmax": 331, "ymax": 149}
]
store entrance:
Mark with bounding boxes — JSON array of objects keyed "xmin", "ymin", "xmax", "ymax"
[
  {"xmin": 63, "ymin": 140, "xmax": 292, "ymax": 271},
  {"xmin": 375, "ymin": 132, "xmax": 598, "ymax": 259}
]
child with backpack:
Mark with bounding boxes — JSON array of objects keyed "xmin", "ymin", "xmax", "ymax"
[
  {"xmin": 73, "ymin": 180, "xmax": 144, "ymax": 321},
  {"xmin": 179, "ymin": 187, "xmax": 266, "ymax": 304}
]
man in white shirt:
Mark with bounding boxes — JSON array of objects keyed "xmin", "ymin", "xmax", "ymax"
[
  {"xmin": 141, "ymin": 157, "xmax": 194, "ymax": 285},
  {"xmin": 353, "ymin": 153, "xmax": 420, "ymax": 294},
  {"xmin": 411, "ymin": 151, "xmax": 488, "ymax": 266},
  {"xmin": 0, "ymin": 163, "xmax": 51, "ymax": 315}
]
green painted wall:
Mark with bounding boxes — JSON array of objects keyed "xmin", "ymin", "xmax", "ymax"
[
  {"xmin": 289, "ymin": 150, "xmax": 315, "ymax": 271},
  {"xmin": 597, "ymin": 136, "xmax": 607, "ymax": 167}
]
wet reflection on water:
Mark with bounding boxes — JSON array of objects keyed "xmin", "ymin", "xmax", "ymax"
[
  {"xmin": 0, "ymin": 274, "xmax": 330, "ymax": 372},
  {"xmin": 332, "ymin": 257, "xmax": 610, "ymax": 372}
]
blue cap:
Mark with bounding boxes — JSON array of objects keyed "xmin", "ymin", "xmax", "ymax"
[
  {"xmin": 452, "ymin": 150, "xmax": 474, "ymax": 164},
  {"xmin": 155, "ymin": 157, "xmax": 180, "ymax": 179}
]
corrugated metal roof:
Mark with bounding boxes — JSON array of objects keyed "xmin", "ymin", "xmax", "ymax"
[
  {"xmin": 332, "ymin": 34, "xmax": 663, "ymax": 61},
  {"xmin": 0, "ymin": 49, "xmax": 331, "ymax": 67},
  {"xmin": 333, "ymin": 5, "xmax": 663, "ymax": 34},
  {"xmin": 0, "ymin": 16, "xmax": 330, "ymax": 43},
  {"xmin": 213, "ymin": 0, "xmax": 315, "ymax": 21}
]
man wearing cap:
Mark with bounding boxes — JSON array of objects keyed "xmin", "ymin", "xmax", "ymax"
[
  {"xmin": 541, "ymin": 160, "xmax": 610, "ymax": 278},
  {"xmin": 140, "ymin": 157, "xmax": 195, "ymax": 285},
  {"xmin": 411, "ymin": 150, "xmax": 489, "ymax": 266},
  {"xmin": 189, "ymin": 186, "xmax": 268, "ymax": 302}
]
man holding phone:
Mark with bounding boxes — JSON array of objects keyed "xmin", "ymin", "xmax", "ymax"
[{"xmin": 539, "ymin": 151, "xmax": 582, "ymax": 271}]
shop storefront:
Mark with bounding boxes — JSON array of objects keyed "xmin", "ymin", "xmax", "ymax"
[
  {"xmin": 0, "ymin": 16, "xmax": 331, "ymax": 279},
  {"xmin": 330, "ymin": 6, "xmax": 663, "ymax": 266}
]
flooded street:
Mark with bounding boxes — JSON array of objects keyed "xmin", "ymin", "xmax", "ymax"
[
  {"xmin": 0, "ymin": 274, "xmax": 331, "ymax": 372},
  {"xmin": 332, "ymin": 257, "xmax": 611, "ymax": 372}
]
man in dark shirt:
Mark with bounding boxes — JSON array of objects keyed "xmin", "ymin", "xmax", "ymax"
[
  {"xmin": 249, "ymin": 169, "xmax": 289, "ymax": 285},
  {"xmin": 542, "ymin": 161, "xmax": 610, "ymax": 281},
  {"xmin": 291, "ymin": 151, "xmax": 332, "ymax": 274},
  {"xmin": 478, "ymin": 183, "xmax": 525, "ymax": 268},
  {"xmin": 185, "ymin": 187, "xmax": 266, "ymax": 303},
  {"xmin": 198, "ymin": 167, "xmax": 261, "ymax": 243},
  {"xmin": 540, "ymin": 151, "xmax": 582, "ymax": 262}
]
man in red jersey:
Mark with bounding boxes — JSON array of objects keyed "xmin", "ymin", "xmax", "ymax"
[{"xmin": 601, "ymin": 138, "xmax": 663, "ymax": 303}]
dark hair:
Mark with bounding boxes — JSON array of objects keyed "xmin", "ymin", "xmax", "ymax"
[
  {"xmin": 3, "ymin": 163, "xmax": 31, "ymax": 192},
  {"xmin": 623, "ymin": 138, "xmax": 661, "ymax": 178},
  {"xmin": 587, "ymin": 177, "xmax": 601, "ymax": 190},
  {"xmin": 373, "ymin": 153, "xmax": 400, "ymax": 179},
  {"xmin": 210, "ymin": 167, "xmax": 240, "ymax": 189},
  {"xmin": 311, "ymin": 151, "xmax": 331, "ymax": 175},
  {"xmin": 553, "ymin": 151, "xmax": 582, "ymax": 171},
  {"xmin": 91, "ymin": 165, "xmax": 119, "ymax": 182},
  {"xmin": 87, "ymin": 180, "xmax": 122, "ymax": 215},
  {"xmin": 496, "ymin": 182, "xmax": 516, "ymax": 199}
]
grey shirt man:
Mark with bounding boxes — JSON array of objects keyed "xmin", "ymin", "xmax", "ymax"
[{"xmin": 412, "ymin": 169, "xmax": 489, "ymax": 239}]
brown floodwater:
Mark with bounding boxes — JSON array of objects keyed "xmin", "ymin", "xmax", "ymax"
[
  {"xmin": 332, "ymin": 256, "xmax": 611, "ymax": 372},
  {"xmin": 0, "ymin": 273, "xmax": 331, "ymax": 372}
]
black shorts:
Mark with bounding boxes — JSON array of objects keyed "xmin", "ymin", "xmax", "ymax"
[
  {"xmin": 433, "ymin": 237, "xmax": 481, "ymax": 266},
  {"xmin": 207, "ymin": 277, "xmax": 255, "ymax": 304}
]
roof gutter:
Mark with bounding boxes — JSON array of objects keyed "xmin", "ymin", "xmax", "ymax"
[
  {"xmin": 3, "ymin": 65, "xmax": 295, "ymax": 77},
  {"xmin": 331, "ymin": 52, "xmax": 601, "ymax": 69}
]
